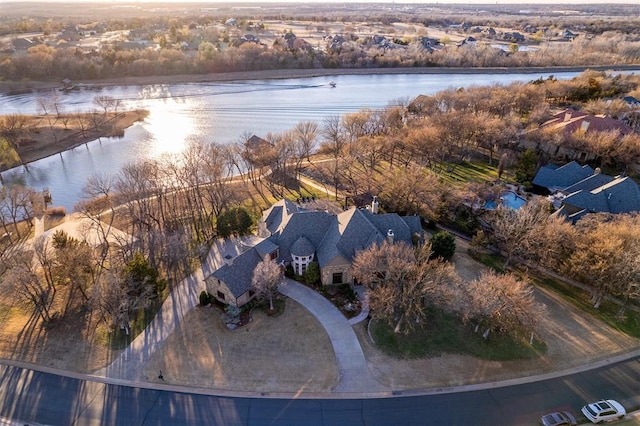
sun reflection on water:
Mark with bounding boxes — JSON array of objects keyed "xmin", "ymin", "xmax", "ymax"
[{"xmin": 143, "ymin": 101, "xmax": 194, "ymax": 158}]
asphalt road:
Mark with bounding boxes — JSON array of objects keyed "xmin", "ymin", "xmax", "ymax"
[{"xmin": 0, "ymin": 357, "xmax": 639, "ymax": 426}]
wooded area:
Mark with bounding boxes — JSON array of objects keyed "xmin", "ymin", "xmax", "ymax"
[
  {"xmin": 1, "ymin": 68, "xmax": 640, "ymax": 355},
  {"xmin": 1, "ymin": 3, "xmax": 639, "ymax": 82}
]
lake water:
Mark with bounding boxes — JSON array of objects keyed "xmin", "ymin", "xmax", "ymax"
[{"xmin": 0, "ymin": 71, "xmax": 584, "ymax": 209}]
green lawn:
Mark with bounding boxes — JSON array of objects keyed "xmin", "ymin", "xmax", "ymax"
[
  {"xmin": 438, "ymin": 161, "xmax": 500, "ymax": 185},
  {"xmin": 104, "ymin": 298, "xmax": 164, "ymax": 350},
  {"xmin": 370, "ymin": 308, "xmax": 546, "ymax": 361},
  {"xmin": 468, "ymin": 249, "xmax": 506, "ymax": 273}
]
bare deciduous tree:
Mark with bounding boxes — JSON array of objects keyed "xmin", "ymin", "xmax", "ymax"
[
  {"xmin": 321, "ymin": 115, "xmax": 347, "ymax": 199},
  {"xmin": 4, "ymin": 250, "xmax": 55, "ymax": 323},
  {"xmin": 569, "ymin": 214, "xmax": 640, "ymax": 309},
  {"xmin": 487, "ymin": 197, "xmax": 552, "ymax": 268},
  {"xmin": 251, "ymin": 257, "xmax": 282, "ymax": 311},
  {"xmin": 0, "ymin": 113, "xmax": 28, "ymax": 151},
  {"xmin": 464, "ymin": 271, "xmax": 544, "ymax": 339},
  {"xmin": 293, "ymin": 120, "xmax": 318, "ymax": 162},
  {"xmin": 91, "ymin": 268, "xmax": 130, "ymax": 332},
  {"xmin": 379, "ymin": 166, "xmax": 442, "ymax": 220},
  {"xmin": 353, "ymin": 241, "xmax": 460, "ymax": 334}
]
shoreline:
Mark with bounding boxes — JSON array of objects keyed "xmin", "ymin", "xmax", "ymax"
[
  {"xmin": 0, "ymin": 110, "xmax": 147, "ymax": 174},
  {"xmin": 1, "ymin": 64, "xmax": 639, "ymax": 174},
  {"xmin": 1, "ymin": 65, "xmax": 640, "ymax": 94}
]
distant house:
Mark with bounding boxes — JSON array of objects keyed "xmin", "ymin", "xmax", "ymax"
[
  {"xmin": 327, "ymin": 34, "xmax": 346, "ymax": 51},
  {"xmin": 241, "ymin": 34, "xmax": 259, "ymax": 43},
  {"xmin": 456, "ymin": 36, "xmax": 477, "ymax": 47},
  {"xmin": 623, "ymin": 96, "xmax": 640, "ymax": 109},
  {"xmin": 541, "ymin": 109, "xmax": 633, "ymax": 137},
  {"xmin": 204, "ymin": 198, "xmax": 423, "ymax": 307},
  {"xmin": 529, "ymin": 109, "xmax": 634, "ymax": 161},
  {"xmin": 11, "ymin": 38, "xmax": 35, "ymax": 51},
  {"xmin": 503, "ymin": 32, "xmax": 525, "ymax": 42},
  {"xmin": 562, "ymin": 29, "xmax": 577, "ymax": 41},
  {"xmin": 532, "ymin": 161, "xmax": 640, "ymax": 221},
  {"xmin": 532, "ymin": 161, "xmax": 595, "ymax": 193},
  {"xmin": 58, "ymin": 26, "xmax": 80, "ymax": 42},
  {"xmin": 371, "ymin": 34, "xmax": 386, "ymax": 45},
  {"xmin": 418, "ymin": 37, "xmax": 441, "ymax": 51},
  {"xmin": 283, "ymin": 31, "xmax": 297, "ymax": 49}
]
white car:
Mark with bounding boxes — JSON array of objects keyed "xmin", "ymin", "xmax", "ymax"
[{"xmin": 581, "ymin": 399, "xmax": 626, "ymax": 423}]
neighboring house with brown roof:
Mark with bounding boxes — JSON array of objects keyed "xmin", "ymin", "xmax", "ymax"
[
  {"xmin": 205, "ymin": 198, "xmax": 423, "ymax": 307},
  {"xmin": 541, "ymin": 109, "xmax": 633, "ymax": 138},
  {"xmin": 525, "ymin": 109, "xmax": 634, "ymax": 161}
]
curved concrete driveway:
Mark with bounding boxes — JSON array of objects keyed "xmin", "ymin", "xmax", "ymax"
[{"xmin": 278, "ymin": 278, "xmax": 387, "ymax": 394}]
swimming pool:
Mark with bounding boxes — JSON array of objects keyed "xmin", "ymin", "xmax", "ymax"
[{"xmin": 483, "ymin": 191, "xmax": 527, "ymax": 210}]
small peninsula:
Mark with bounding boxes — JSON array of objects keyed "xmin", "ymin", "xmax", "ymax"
[{"xmin": 0, "ymin": 109, "xmax": 148, "ymax": 172}]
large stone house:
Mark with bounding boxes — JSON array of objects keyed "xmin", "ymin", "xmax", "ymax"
[{"xmin": 204, "ymin": 198, "xmax": 422, "ymax": 307}]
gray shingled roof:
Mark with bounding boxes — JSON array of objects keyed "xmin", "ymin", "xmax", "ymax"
[
  {"xmin": 562, "ymin": 172, "xmax": 615, "ymax": 194},
  {"xmin": 532, "ymin": 161, "xmax": 594, "ymax": 192},
  {"xmin": 210, "ymin": 248, "xmax": 262, "ymax": 298},
  {"xmin": 335, "ymin": 209, "xmax": 380, "ymax": 261},
  {"xmin": 254, "ymin": 238, "xmax": 279, "ymax": 259},
  {"xmin": 363, "ymin": 209, "xmax": 415, "ymax": 243},
  {"xmin": 290, "ymin": 236, "xmax": 315, "ymax": 256},
  {"xmin": 263, "ymin": 205, "xmax": 284, "ymax": 235},
  {"xmin": 316, "ymin": 219, "xmax": 343, "ymax": 267},
  {"xmin": 261, "ymin": 198, "xmax": 299, "ymax": 236},
  {"xmin": 316, "ymin": 208, "xmax": 419, "ymax": 267},
  {"xmin": 209, "ymin": 200, "xmax": 425, "ymax": 293},
  {"xmin": 562, "ymin": 176, "xmax": 640, "ymax": 217},
  {"xmin": 402, "ymin": 215, "xmax": 423, "ymax": 238},
  {"xmin": 271, "ymin": 211, "xmax": 334, "ymax": 263}
]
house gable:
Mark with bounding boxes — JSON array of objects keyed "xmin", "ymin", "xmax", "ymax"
[
  {"xmin": 559, "ymin": 175, "xmax": 640, "ymax": 221},
  {"xmin": 561, "ymin": 171, "xmax": 615, "ymax": 195},
  {"xmin": 272, "ymin": 210, "xmax": 334, "ymax": 263},
  {"xmin": 532, "ymin": 161, "xmax": 594, "ymax": 192},
  {"xmin": 207, "ymin": 247, "xmax": 263, "ymax": 306},
  {"xmin": 541, "ymin": 109, "xmax": 633, "ymax": 137}
]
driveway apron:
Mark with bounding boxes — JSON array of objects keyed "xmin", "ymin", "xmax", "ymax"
[{"xmin": 278, "ymin": 279, "xmax": 387, "ymax": 394}]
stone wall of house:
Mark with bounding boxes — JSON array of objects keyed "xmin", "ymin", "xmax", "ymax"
[
  {"xmin": 206, "ymin": 278, "xmax": 240, "ymax": 307},
  {"xmin": 236, "ymin": 290, "xmax": 255, "ymax": 307},
  {"xmin": 321, "ymin": 264, "xmax": 352, "ymax": 286},
  {"xmin": 206, "ymin": 278, "xmax": 256, "ymax": 307}
]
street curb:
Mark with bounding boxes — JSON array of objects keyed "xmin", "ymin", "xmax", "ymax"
[{"xmin": 1, "ymin": 347, "xmax": 639, "ymax": 400}]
